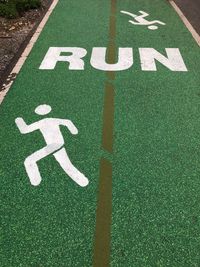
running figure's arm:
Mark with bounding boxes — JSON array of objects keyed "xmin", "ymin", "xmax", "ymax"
[
  {"xmin": 15, "ymin": 117, "xmax": 39, "ymax": 134},
  {"xmin": 120, "ymin": 10, "xmax": 137, "ymax": 18},
  {"xmin": 120, "ymin": 10, "xmax": 149, "ymax": 19},
  {"xmin": 138, "ymin": 11, "xmax": 149, "ymax": 18},
  {"xmin": 60, "ymin": 119, "xmax": 78, "ymax": 135}
]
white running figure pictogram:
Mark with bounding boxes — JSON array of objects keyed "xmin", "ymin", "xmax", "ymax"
[
  {"xmin": 120, "ymin": 10, "xmax": 166, "ymax": 30},
  {"xmin": 15, "ymin": 104, "xmax": 89, "ymax": 187}
]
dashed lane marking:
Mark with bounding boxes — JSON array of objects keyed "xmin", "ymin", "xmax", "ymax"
[{"xmin": 93, "ymin": 0, "xmax": 116, "ymax": 266}]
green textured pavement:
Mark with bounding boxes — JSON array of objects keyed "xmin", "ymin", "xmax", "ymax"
[{"xmin": 0, "ymin": 0, "xmax": 200, "ymax": 266}]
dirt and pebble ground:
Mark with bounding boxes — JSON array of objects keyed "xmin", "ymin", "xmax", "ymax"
[{"xmin": 0, "ymin": 0, "xmax": 52, "ymax": 84}]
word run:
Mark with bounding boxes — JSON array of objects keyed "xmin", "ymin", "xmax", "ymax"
[{"xmin": 39, "ymin": 47, "xmax": 187, "ymax": 72}]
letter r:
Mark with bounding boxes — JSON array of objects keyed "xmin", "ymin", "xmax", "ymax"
[{"xmin": 39, "ymin": 47, "xmax": 87, "ymax": 70}]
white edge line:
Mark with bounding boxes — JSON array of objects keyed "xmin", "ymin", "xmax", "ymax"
[
  {"xmin": 0, "ymin": 0, "xmax": 59, "ymax": 105},
  {"xmin": 169, "ymin": 0, "xmax": 200, "ymax": 46}
]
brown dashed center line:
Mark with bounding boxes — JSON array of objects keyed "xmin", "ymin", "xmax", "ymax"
[
  {"xmin": 102, "ymin": 82, "xmax": 115, "ymax": 154},
  {"xmin": 93, "ymin": 0, "xmax": 117, "ymax": 266}
]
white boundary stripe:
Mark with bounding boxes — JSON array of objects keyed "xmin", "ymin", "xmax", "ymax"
[
  {"xmin": 169, "ymin": 0, "xmax": 200, "ymax": 46},
  {"xmin": 0, "ymin": 0, "xmax": 59, "ymax": 104}
]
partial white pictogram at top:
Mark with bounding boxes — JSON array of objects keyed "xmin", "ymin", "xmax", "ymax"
[{"xmin": 120, "ymin": 10, "xmax": 166, "ymax": 30}]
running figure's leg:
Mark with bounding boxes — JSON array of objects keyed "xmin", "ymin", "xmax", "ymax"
[
  {"xmin": 129, "ymin": 20, "xmax": 142, "ymax": 25},
  {"xmin": 53, "ymin": 148, "xmax": 89, "ymax": 187},
  {"xmin": 24, "ymin": 144, "xmax": 61, "ymax": 186},
  {"xmin": 130, "ymin": 19, "xmax": 165, "ymax": 26},
  {"xmin": 149, "ymin": 20, "xmax": 166, "ymax": 25}
]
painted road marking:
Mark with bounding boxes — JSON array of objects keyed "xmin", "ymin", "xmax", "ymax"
[
  {"xmin": 0, "ymin": 0, "xmax": 200, "ymax": 266},
  {"xmin": 39, "ymin": 47, "xmax": 187, "ymax": 71},
  {"xmin": 15, "ymin": 104, "xmax": 89, "ymax": 187},
  {"xmin": 93, "ymin": 0, "xmax": 116, "ymax": 266},
  {"xmin": 120, "ymin": 10, "xmax": 166, "ymax": 30},
  {"xmin": 39, "ymin": 47, "xmax": 88, "ymax": 70},
  {"xmin": 139, "ymin": 48, "xmax": 187, "ymax": 71}
]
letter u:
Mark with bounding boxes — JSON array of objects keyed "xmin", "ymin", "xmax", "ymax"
[{"xmin": 90, "ymin": 47, "xmax": 133, "ymax": 71}]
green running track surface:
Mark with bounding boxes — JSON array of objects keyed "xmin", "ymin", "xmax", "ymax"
[{"xmin": 0, "ymin": 0, "xmax": 200, "ymax": 266}]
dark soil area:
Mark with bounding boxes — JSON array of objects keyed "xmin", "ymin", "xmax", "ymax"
[
  {"xmin": 0, "ymin": 0, "xmax": 52, "ymax": 81},
  {"xmin": 174, "ymin": 0, "xmax": 200, "ymax": 35}
]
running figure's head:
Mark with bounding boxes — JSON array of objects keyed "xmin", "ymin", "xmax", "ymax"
[
  {"xmin": 35, "ymin": 104, "xmax": 52, "ymax": 115},
  {"xmin": 148, "ymin": 25, "xmax": 158, "ymax": 30}
]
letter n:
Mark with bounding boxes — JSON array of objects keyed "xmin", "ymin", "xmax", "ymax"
[{"xmin": 139, "ymin": 48, "xmax": 187, "ymax": 71}]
